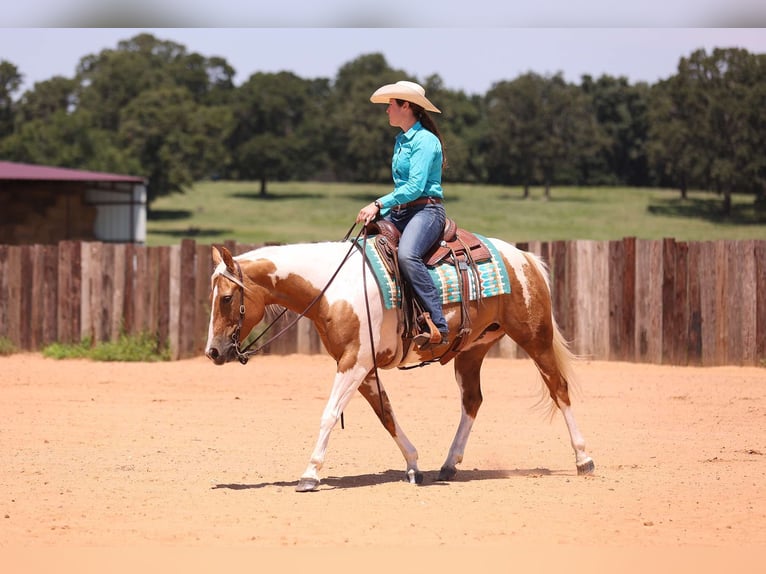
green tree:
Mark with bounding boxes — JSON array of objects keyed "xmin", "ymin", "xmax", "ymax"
[
  {"xmin": 15, "ymin": 76, "xmax": 78, "ymax": 122},
  {"xmin": 433, "ymin": 80, "xmax": 487, "ymax": 183},
  {"xmin": 486, "ymin": 72, "xmax": 601, "ymax": 198},
  {"xmin": 119, "ymin": 85, "xmax": 233, "ymax": 203},
  {"xmin": 580, "ymin": 75, "xmax": 650, "ymax": 186},
  {"xmin": 0, "ymin": 60, "xmax": 23, "ymax": 139},
  {"xmin": 325, "ymin": 53, "xmax": 404, "ymax": 183},
  {"xmin": 649, "ymin": 48, "xmax": 766, "ymax": 212},
  {"xmin": 228, "ymin": 71, "xmax": 330, "ymax": 195}
]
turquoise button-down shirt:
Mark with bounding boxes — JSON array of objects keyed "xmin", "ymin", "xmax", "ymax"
[{"xmin": 377, "ymin": 121, "xmax": 443, "ymax": 215}]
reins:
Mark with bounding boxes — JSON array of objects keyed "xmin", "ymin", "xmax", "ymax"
[
  {"xmin": 231, "ymin": 222, "xmax": 363, "ymax": 365},
  {"xmin": 228, "ymin": 221, "xmax": 387, "ymax": 423}
]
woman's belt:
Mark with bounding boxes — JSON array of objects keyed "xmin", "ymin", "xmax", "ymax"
[{"xmin": 392, "ymin": 196, "xmax": 442, "ymax": 212}]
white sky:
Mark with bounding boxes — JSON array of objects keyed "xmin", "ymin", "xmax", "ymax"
[{"xmin": 1, "ymin": 1, "xmax": 765, "ymax": 97}]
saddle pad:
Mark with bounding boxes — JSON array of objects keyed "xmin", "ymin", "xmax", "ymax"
[{"xmin": 357, "ymin": 234, "xmax": 511, "ymax": 310}]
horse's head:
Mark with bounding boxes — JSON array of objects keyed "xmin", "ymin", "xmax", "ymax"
[{"xmin": 205, "ymin": 246, "xmax": 268, "ymax": 365}]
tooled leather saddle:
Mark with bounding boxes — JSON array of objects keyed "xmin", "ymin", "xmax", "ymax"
[{"xmin": 364, "ymin": 217, "xmax": 492, "ymax": 363}]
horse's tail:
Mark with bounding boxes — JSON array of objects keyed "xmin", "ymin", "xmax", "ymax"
[{"xmin": 523, "ymin": 252, "xmax": 580, "ymax": 414}]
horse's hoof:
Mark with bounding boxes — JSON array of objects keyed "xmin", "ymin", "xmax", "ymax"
[
  {"xmin": 295, "ymin": 477, "xmax": 320, "ymax": 492},
  {"xmin": 577, "ymin": 459, "xmax": 595, "ymax": 476},
  {"xmin": 437, "ymin": 465, "xmax": 457, "ymax": 481},
  {"xmin": 406, "ymin": 469, "xmax": 424, "ymax": 484}
]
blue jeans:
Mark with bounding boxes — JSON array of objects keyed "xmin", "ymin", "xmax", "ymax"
[{"xmin": 386, "ymin": 202, "xmax": 448, "ymax": 333}]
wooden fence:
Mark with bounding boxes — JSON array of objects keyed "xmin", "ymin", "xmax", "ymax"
[{"xmin": 0, "ymin": 238, "xmax": 764, "ymax": 366}]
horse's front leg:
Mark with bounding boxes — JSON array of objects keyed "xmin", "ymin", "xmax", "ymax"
[
  {"xmin": 296, "ymin": 364, "xmax": 369, "ymax": 492},
  {"xmin": 357, "ymin": 371, "xmax": 422, "ymax": 485}
]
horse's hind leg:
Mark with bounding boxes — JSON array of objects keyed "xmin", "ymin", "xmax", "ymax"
[
  {"xmin": 438, "ymin": 340, "xmax": 497, "ymax": 481},
  {"xmin": 526, "ymin": 330, "xmax": 595, "ymax": 475},
  {"xmin": 358, "ymin": 372, "xmax": 423, "ymax": 484}
]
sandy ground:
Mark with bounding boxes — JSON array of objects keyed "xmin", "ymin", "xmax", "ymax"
[{"xmin": 2, "ymin": 353, "xmax": 765, "ymax": 571}]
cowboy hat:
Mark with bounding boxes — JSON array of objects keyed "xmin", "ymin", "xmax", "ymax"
[{"xmin": 370, "ymin": 80, "xmax": 441, "ymax": 113}]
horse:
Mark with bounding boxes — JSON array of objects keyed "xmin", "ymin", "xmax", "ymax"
[{"xmin": 204, "ymin": 234, "xmax": 595, "ymax": 492}]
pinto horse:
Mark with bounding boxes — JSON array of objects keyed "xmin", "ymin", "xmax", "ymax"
[{"xmin": 205, "ymin": 236, "xmax": 594, "ymax": 492}]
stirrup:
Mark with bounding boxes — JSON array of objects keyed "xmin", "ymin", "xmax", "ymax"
[{"xmin": 414, "ymin": 331, "xmax": 448, "ymax": 350}]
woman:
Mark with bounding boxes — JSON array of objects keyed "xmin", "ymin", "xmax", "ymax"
[{"xmin": 356, "ymin": 80, "xmax": 448, "ymax": 350}]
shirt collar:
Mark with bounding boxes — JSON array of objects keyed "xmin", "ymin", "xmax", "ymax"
[{"xmin": 399, "ymin": 120, "xmax": 422, "ymax": 141}]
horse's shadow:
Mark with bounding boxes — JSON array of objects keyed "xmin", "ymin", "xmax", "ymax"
[{"xmin": 212, "ymin": 467, "xmax": 567, "ymax": 491}]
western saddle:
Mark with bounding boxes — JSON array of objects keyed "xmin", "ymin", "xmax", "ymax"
[{"xmin": 364, "ymin": 217, "xmax": 492, "ymax": 364}]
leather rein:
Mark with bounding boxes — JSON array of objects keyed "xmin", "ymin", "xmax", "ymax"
[{"xmin": 228, "ymin": 223, "xmax": 368, "ymax": 365}]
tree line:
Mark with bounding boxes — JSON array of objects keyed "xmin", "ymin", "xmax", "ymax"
[{"xmin": 1, "ymin": 33, "xmax": 764, "ymax": 215}]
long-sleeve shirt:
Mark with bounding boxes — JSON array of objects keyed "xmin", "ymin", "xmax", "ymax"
[{"xmin": 376, "ymin": 121, "xmax": 443, "ymax": 216}]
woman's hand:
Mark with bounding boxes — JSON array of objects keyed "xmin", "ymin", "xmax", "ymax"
[{"xmin": 356, "ymin": 202, "xmax": 380, "ymax": 225}]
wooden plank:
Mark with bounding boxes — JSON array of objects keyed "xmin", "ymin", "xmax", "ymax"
[
  {"xmin": 648, "ymin": 240, "xmax": 664, "ymax": 364},
  {"xmin": 661, "ymin": 239, "xmax": 676, "ymax": 364},
  {"xmin": 565, "ymin": 241, "xmax": 578, "ymax": 349},
  {"xmin": 29, "ymin": 245, "xmax": 45, "ymax": 350},
  {"xmin": 756, "ymin": 241, "xmax": 766, "ymax": 366},
  {"xmin": 1, "ymin": 246, "xmax": 23, "ymax": 347},
  {"xmin": 607, "ymin": 240, "xmax": 624, "ymax": 361},
  {"xmin": 179, "ymin": 239, "xmax": 197, "ymax": 358},
  {"xmin": 714, "ymin": 241, "xmax": 727, "ymax": 365},
  {"xmin": 739, "ymin": 241, "xmax": 757, "ymax": 366},
  {"xmin": 97, "ymin": 243, "xmax": 113, "ymax": 343},
  {"xmin": 41, "ymin": 244, "xmax": 58, "ymax": 347},
  {"xmin": 19, "ymin": 245, "xmax": 33, "ymax": 349},
  {"xmin": 168, "ymin": 244, "xmax": 181, "ymax": 360},
  {"xmin": 0, "ymin": 245, "xmax": 10, "ymax": 341},
  {"xmin": 699, "ymin": 242, "xmax": 718, "ymax": 366},
  {"xmin": 57, "ymin": 241, "xmax": 73, "ymax": 343},
  {"xmin": 550, "ymin": 241, "xmax": 568, "ymax": 342},
  {"xmin": 724, "ymin": 241, "xmax": 743, "ymax": 365},
  {"xmin": 572, "ymin": 241, "xmax": 591, "ymax": 358},
  {"xmin": 194, "ymin": 242, "xmax": 213, "ymax": 356},
  {"xmin": 122, "ymin": 243, "xmax": 136, "ymax": 335},
  {"xmin": 592, "ymin": 240, "xmax": 609, "ymax": 360},
  {"xmin": 673, "ymin": 241, "xmax": 689, "ymax": 366},
  {"xmin": 110, "ymin": 243, "xmax": 126, "ymax": 341},
  {"xmin": 79, "ymin": 242, "xmax": 93, "ymax": 342},
  {"xmin": 634, "ymin": 239, "xmax": 651, "ymax": 362},
  {"xmin": 133, "ymin": 246, "xmax": 149, "ymax": 334},
  {"xmin": 686, "ymin": 242, "xmax": 703, "ymax": 366},
  {"xmin": 149, "ymin": 247, "xmax": 164, "ymax": 343},
  {"xmin": 622, "ymin": 237, "xmax": 636, "ymax": 362}
]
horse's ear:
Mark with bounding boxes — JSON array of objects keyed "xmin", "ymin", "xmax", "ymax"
[
  {"xmin": 211, "ymin": 246, "xmax": 222, "ymax": 266},
  {"xmin": 220, "ymin": 246, "xmax": 236, "ymax": 274}
]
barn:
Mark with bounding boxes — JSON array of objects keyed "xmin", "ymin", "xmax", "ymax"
[{"xmin": 0, "ymin": 160, "xmax": 147, "ymax": 245}]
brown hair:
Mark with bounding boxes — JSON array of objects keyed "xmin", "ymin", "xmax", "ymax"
[{"xmin": 396, "ymin": 99, "xmax": 448, "ymax": 169}]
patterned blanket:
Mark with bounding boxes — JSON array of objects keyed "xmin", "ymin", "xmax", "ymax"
[{"xmin": 357, "ymin": 234, "xmax": 511, "ymax": 310}]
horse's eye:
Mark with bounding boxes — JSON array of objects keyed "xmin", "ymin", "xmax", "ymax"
[{"xmin": 221, "ymin": 295, "xmax": 233, "ymax": 305}]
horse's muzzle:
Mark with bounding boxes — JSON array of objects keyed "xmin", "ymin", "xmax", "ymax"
[{"xmin": 205, "ymin": 346, "xmax": 228, "ymax": 365}]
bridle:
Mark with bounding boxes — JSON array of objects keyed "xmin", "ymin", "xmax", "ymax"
[{"xmin": 225, "ymin": 224, "xmax": 366, "ymax": 365}]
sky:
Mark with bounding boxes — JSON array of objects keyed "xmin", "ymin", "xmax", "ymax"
[{"xmin": 1, "ymin": 2, "xmax": 765, "ymax": 98}]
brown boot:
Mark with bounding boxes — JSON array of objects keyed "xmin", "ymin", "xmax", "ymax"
[{"xmin": 413, "ymin": 313, "xmax": 445, "ymax": 349}]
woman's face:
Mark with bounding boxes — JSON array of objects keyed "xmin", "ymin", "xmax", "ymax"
[{"xmin": 386, "ymin": 99, "xmax": 412, "ymax": 129}]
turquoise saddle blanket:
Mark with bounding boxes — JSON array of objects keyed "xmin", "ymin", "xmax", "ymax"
[{"xmin": 357, "ymin": 234, "xmax": 511, "ymax": 310}]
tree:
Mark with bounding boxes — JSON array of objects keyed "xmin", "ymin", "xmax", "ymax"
[
  {"xmin": 649, "ymin": 48, "xmax": 766, "ymax": 213},
  {"xmin": 323, "ymin": 53, "xmax": 404, "ymax": 183},
  {"xmin": 15, "ymin": 76, "xmax": 78, "ymax": 122},
  {"xmin": 485, "ymin": 72, "xmax": 601, "ymax": 198},
  {"xmin": 580, "ymin": 75, "xmax": 650, "ymax": 186},
  {"xmin": 227, "ymin": 71, "xmax": 328, "ymax": 195},
  {"xmin": 433, "ymin": 81, "xmax": 487, "ymax": 183},
  {"xmin": 119, "ymin": 85, "xmax": 233, "ymax": 202},
  {"xmin": 0, "ymin": 60, "xmax": 23, "ymax": 139}
]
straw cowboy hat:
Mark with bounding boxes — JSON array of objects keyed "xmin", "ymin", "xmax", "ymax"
[{"xmin": 370, "ymin": 80, "xmax": 441, "ymax": 113}]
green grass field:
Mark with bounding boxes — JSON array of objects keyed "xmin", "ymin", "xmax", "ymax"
[{"xmin": 146, "ymin": 181, "xmax": 765, "ymax": 246}]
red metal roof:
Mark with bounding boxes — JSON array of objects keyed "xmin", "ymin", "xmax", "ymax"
[{"xmin": 0, "ymin": 161, "xmax": 145, "ymax": 183}]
